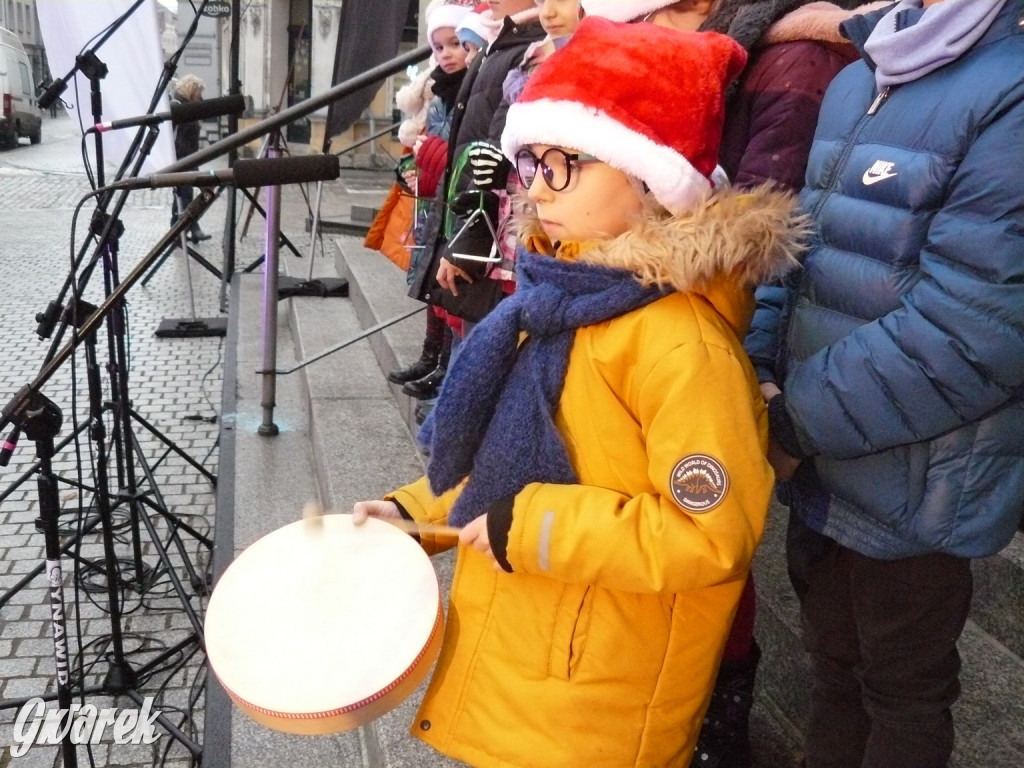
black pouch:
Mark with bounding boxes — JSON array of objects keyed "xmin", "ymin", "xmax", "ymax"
[{"xmin": 410, "ymin": 240, "xmax": 505, "ymax": 323}]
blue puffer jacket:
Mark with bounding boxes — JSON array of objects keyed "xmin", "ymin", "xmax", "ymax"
[{"xmin": 754, "ymin": 1, "xmax": 1024, "ymax": 559}]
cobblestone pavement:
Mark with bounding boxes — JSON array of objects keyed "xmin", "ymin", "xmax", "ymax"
[{"xmin": 0, "ymin": 112, "xmax": 243, "ymax": 768}]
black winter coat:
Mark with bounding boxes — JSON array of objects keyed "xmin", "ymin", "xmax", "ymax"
[
  {"xmin": 409, "ymin": 16, "xmax": 545, "ymax": 323},
  {"xmin": 171, "ymin": 96, "xmax": 201, "ymax": 160}
]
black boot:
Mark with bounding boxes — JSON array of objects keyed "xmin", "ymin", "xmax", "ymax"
[
  {"xmin": 401, "ymin": 361, "xmax": 447, "ymax": 399},
  {"xmin": 188, "ymin": 225, "xmax": 212, "ymax": 243},
  {"xmin": 387, "ymin": 336, "xmax": 442, "ymax": 385},
  {"xmin": 691, "ymin": 642, "xmax": 760, "ymax": 768}
]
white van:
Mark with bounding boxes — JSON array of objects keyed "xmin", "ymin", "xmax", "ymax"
[{"xmin": 0, "ymin": 25, "xmax": 41, "ymax": 148}]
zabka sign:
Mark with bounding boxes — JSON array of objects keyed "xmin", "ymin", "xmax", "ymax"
[{"xmin": 202, "ymin": 2, "xmax": 232, "ymax": 17}]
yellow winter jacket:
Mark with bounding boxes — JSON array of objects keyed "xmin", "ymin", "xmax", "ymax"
[{"xmin": 390, "ymin": 187, "xmax": 805, "ymax": 768}]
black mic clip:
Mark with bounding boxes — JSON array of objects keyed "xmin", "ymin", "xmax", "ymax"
[
  {"xmin": 35, "ymin": 301, "xmax": 63, "ymax": 340},
  {"xmin": 89, "ymin": 209, "xmax": 125, "ymax": 241},
  {"xmin": 76, "ymin": 51, "xmax": 108, "ymax": 83}
]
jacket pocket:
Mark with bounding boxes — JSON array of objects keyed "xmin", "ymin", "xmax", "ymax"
[
  {"xmin": 548, "ymin": 585, "xmax": 594, "ymax": 681},
  {"xmin": 816, "ymin": 437, "xmax": 931, "ymax": 537}
]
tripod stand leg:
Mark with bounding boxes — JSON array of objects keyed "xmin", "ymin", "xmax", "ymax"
[
  {"xmin": 122, "ymin": 685, "xmax": 202, "ymax": 758},
  {"xmin": 140, "ymin": 245, "xmax": 176, "ymax": 287},
  {"xmin": 129, "ymin": 498, "xmax": 207, "ymax": 636},
  {"xmin": 129, "ymin": 409, "xmax": 216, "ymax": 485}
]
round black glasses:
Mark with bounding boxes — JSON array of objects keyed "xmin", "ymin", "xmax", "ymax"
[{"xmin": 515, "ymin": 147, "xmax": 600, "ymax": 192}]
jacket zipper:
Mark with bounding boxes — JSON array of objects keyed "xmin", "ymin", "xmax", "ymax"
[
  {"xmin": 810, "ymin": 85, "xmax": 893, "ymax": 221},
  {"xmin": 867, "ymin": 86, "xmax": 892, "ymax": 116}
]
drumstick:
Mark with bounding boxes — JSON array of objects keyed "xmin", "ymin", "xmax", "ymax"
[
  {"xmin": 303, "ymin": 502, "xmax": 325, "ymax": 530},
  {"xmin": 382, "ymin": 517, "xmax": 462, "ymax": 539},
  {"xmin": 302, "ymin": 502, "xmax": 461, "ymax": 539}
]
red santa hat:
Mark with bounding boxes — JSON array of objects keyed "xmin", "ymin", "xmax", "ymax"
[
  {"xmin": 426, "ymin": 0, "xmax": 474, "ymax": 42},
  {"xmin": 579, "ymin": 0, "xmax": 676, "ymax": 22},
  {"xmin": 501, "ymin": 17, "xmax": 747, "ymax": 215}
]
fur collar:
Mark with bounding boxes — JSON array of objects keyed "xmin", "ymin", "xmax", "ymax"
[
  {"xmin": 517, "ymin": 185, "xmax": 807, "ymax": 293},
  {"xmin": 761, "ymin": 1, "xmax": 892, "ymax": 46},
  {"xmin": 515, "ymin": 185, "xmax": 808, "ymax": 336}
]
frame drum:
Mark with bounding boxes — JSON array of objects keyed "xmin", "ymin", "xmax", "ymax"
[{"xmin": 204, "ymin": 515, "xmax": 443, "ymax": 734}]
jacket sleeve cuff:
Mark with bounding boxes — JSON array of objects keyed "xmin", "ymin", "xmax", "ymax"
[
  {"xmin": 768, "ymin": 395, "xmax": 810, "ymax": 459},
  {"xmin": 383, "ymin": 496, "xmax": 418, "ymax": 540},
  {"xmin": 390, "ymin": 498, "xmax": 414, "ymax": 522},
  {"xmin": 754, "ymin": 365, "xmax": 777, "ymax": 386},
  {"xmin": 486, "ymin": 497, "xmax": 514, "ymax": 573}
]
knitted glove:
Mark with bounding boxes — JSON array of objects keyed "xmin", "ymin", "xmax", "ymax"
[{"xmin": 466, "ymin": 142, "xmax": 509, "ymax": 191}]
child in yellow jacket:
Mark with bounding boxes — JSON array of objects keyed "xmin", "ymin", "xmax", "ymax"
[{"xmin": 354, "ymin": 17, "xmax": 806, "ymax": 768}]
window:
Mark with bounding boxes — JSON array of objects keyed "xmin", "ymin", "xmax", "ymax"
[
  {"xmin": 19, "ymin": 61, "xmax": 29, "ymax": 95},
  {"xmin": 16, "ymin": 2, "xmax": 22, "ymax": 33}
]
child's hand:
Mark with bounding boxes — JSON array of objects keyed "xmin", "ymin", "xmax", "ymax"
[
  {"xmin": 352, "ymin": 499, "xmax": 401, "ymax": 525},
  {"xmin": 437, "ymin": 258, "xmax": 473, "ymax": 296},
  {"xmin": 759, "ymin": 381, "xmax": 782, "ymax": 403},
  {"xmin": 413, "ymin": 135, "xmax": 426, "ymax": 156},
  {"xmin": 459, "ymin": 515, "xmax": 503, "ymax": 571}
]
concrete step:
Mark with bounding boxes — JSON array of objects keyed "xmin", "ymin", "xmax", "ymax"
[
  {"xmin": 212, "ymin": 220, "xmax": 458, "ymax": 766},
  {"xmin": 308, "ymin": 215, "xmax": 371, "ymax": 238},
  {"xmin": 333, "ymin": 233, "xmax": 1024, "ymax": 768},
  {"xmin": 350, "ymin": 205, "xmax": 381, "ymax": 224},
  {"xmin": 277, "ymin": 236, "xmax": 460, "ymax": 768}
]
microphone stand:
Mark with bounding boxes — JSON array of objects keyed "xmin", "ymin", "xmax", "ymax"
[
  {"xmin": 3, "ymin": 0, "xmax": 220, "ymax": 540},
  {"xmin": 36, "ymin": 0, "xmax": 148, "ymax": 113},
  {"xmin": 257, "ymin": 135, "xmax": 283, "ymax": 436},
  {"xmin": 0, "ymin": 191, "xmax": 218, "ymax": 767}
]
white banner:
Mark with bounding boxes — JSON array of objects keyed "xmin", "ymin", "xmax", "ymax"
[{"xmin": 36, "ymin": 0, "xmax": 176, "ymax": 173}]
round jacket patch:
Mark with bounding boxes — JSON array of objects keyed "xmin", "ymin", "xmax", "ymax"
[{"xmin": 670, "ymin": 454, "xmax": 729, "ymax": 513}]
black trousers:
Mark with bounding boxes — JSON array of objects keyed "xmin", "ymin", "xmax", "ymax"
[{"xmin": 787, "ymin": 514, "xmax": 973, "ymax": 768}]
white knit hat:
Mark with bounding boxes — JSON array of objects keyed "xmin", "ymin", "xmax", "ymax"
[
  {"xmin": 579, "ymin": 0, "xmax": 677, "ymax": 22},
  {"xmin": 427, "ymin": 0, "xmax": 474, "ymax": 41},
  {"xmin": 457, "ymin": 3, "xmax": 496, "ymax": 48},
  {"xmin": 501, "ymin": 17, "xmax": 747, "ymax": 215}
]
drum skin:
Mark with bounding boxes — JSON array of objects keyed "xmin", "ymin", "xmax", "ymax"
[{"xmin": 204, "ymin": 515, "xmax": 443, "ymax": 734}]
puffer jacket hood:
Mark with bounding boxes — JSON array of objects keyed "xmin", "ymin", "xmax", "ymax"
[{"xmin": 516, "ymin": 184, "xmax": 808, "ymax": 336}]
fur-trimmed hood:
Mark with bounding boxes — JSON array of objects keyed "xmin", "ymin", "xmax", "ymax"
[
  {"xmin": 516, "ymin": 185, "xmax": 808, "ymax": 335},
  {"xmin": 761, "ymin": 1, "xmax": 892, "ymax": 47},
  {"xmin": 395, "ymin": 66, "xmax": 435, "ymax": 148}
]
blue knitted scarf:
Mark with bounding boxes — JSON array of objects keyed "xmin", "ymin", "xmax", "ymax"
[{"xmin": 422, "ymin": 250, "xmax": 666, "ymax": 528}]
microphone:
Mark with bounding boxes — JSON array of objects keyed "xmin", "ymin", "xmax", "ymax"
[
  {"xmin": 37, "ymin": 78, "xmax": 67, "ymax": 111},
  {"xmin": 108, "ymin": 154, "xmax": 341, "ymax": 191},
  {"xmin": 89, "ymin": 94, "xmax": 246, "ymax": 133}
]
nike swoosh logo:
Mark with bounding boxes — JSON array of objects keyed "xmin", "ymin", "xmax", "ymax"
[{"xmin": 862, "ymin": 170, "xmax": 898, "ymax": 185}]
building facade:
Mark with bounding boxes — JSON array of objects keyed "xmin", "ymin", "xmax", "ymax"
[
  {"xmin": 0, "ymin": 0, "xmax": 45, "ymax": 90},
  {"xmin": 228, "ymin": 0, "xmax": 427, "ymax": 164}
]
